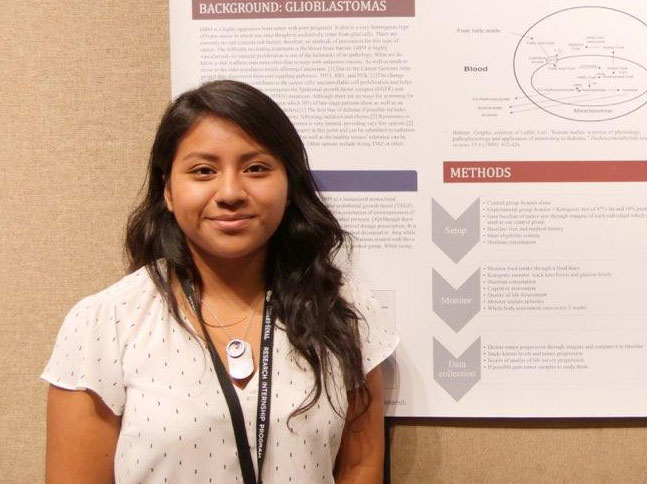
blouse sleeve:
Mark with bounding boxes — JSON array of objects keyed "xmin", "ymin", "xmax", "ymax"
[
  {"xmin": 40, "ymin": 294, "xmax": 126, "ymax": 416},
  {"xmin": 343, "ymin": 275, "xmax": 399, "ymax": 375}
]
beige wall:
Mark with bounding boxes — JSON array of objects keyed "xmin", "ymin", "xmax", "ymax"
[{"xmin": 2, "ymin": 1, "xmax": 646, "ymax": 483}]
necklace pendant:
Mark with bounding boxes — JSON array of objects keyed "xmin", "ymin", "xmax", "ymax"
[{"xmin": 226, "ymin": 339, "xmax": 254, "ymax": 379}]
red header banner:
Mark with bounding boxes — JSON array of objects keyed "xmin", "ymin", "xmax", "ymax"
[
  {"xmin": 444, "ymin": 161, "xmax": 647, "ymax": 183},
  {"xmin": 193, "ymin": 0, "xmax": 415, "ymax": 19}
]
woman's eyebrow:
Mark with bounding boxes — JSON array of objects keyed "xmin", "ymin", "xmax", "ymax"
[
  {"xmin": 181, "ymin": 150, "xmax": 273, "ymax": 163},
  {"xmin": 181, "ymin": 151, "xmax": 219, "ymax": 162},
  {"xmin": 239, "ymin": 150, "xmax": 272, "ymax": 161}
]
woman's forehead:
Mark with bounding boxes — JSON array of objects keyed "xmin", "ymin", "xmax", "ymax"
[{"xmin": 169, "ymin": 116, "xmax": 287, "ymax": 170}]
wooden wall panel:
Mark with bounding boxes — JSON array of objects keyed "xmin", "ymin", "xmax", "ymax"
[
  {"xmin": 0, "ymin": 2, "xmax": 169, "ymax": 482},
  {"xmin": 390, "ymin": 420, "xmax": 647, "ymax": 483}
]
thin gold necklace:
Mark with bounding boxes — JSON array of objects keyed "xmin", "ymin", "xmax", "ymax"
[
  {"xmin": 201, "ymin": 293, "xmax": 262, "ymax": 339},
  {"xmin": 200, "ymin": 302, "xmax": 247, "ymax": 328}
]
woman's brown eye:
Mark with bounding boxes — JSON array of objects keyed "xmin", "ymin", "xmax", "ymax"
[
  {"xmin": 195, "ymin": 167, "xmax": 214, "ymax": 176},
  {"xmin": 247, "ymin": 164, "xmax": 268, "ymax": 173}
]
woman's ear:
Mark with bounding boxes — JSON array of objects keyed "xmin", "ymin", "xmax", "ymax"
[{"xmin": 163, "ymin": 177, "xmax": 174, "ymax": 213}]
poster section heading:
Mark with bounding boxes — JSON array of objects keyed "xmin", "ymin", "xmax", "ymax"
[
  {"xmin": 313, "ymin": 170, "xmax": 417, "ymax": 192},
  {"xmin": 444, "ymin": 161, "xmax": 647, "ymax": 183},
  {"xmin": 192, "ymin": 0, "xmax": 415, "ymax": 19}
]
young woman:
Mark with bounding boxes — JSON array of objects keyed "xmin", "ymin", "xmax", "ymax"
[{"xmin": 42, "ymin": 80, "xmax": 398, "ymax": 483}]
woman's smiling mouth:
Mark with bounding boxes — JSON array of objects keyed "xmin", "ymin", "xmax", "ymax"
[{"xmin": 207, "ymin": 214, "xmax": 255, "ymax": 232}]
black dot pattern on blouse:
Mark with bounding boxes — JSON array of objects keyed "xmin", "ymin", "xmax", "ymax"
[{"xmin": 41, "ymin": 263, "xmax": 398, "ymax": 483}]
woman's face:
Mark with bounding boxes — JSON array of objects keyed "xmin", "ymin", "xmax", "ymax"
[{"xmin": 164, "ymin": 116, "xmax": 289, "ymax": 262}]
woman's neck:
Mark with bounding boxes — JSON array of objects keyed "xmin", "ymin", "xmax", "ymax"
[{"xmin": 188, "ymin": 244, "xmax": 267, "ymax": 307}]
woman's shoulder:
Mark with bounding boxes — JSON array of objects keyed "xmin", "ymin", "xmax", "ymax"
[
  {"xmin": 339, "ymin": 272, "xmax": 377, "ymax": 315},
  {"xmin": 71, "ymin": 264, "xmax": 160, "ymax": 313},
  {"xmin": 42, "ymin": 264, "xmax": 163, "ymax": 415},
  {"xmin": 338, "ymin": 271, "xmax": 399, "ymax": 374},
  {"xmin": 333, "ymin": 254, "xmax": 381, "ymax": 315},
  {"xmin": 60, "ymin": 263, "xmax": 167, "ymax": 345}
]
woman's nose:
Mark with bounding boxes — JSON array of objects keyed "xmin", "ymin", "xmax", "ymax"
[{"xmin": 213, "ymin": 171, "xmax": 247, "ymax": 206}]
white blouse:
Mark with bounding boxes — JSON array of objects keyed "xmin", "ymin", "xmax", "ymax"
[{"xmin": 41, "ymin": 263, "xmax": 398, "ymax": 483}]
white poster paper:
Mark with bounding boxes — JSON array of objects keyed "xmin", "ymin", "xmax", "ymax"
[{"xmin": 171, "ymin": 0, "xmax": 647, "ymax": 417}]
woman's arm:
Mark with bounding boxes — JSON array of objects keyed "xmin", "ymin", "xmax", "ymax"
[
  {"xmin": 334, "ymin": 365, "xmax": 386, "ymax": 484},
  {"xmin": 46, "ymin": 385, "xmax": 121, "ymax": 484}
]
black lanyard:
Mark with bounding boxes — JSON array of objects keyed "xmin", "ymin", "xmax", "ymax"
[{"xmin": 180, "ymin": 276, "xmax": 274, "ymax": 484}]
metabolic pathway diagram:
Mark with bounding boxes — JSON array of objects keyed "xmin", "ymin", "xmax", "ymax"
[{"xmin": 512, "ymin": 6, "xmax": 647, "ymax": 121}]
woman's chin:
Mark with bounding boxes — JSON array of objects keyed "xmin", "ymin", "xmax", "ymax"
[{"xmin": 193, "ymin": 242, "xmax": 268, "ymax": 263}]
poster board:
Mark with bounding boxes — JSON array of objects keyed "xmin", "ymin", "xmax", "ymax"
[{"xmin": 170, "ymin": 0, "xmax": 647, "ymax": 417}]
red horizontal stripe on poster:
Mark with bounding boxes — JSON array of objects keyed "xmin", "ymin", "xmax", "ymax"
[
  {"xmin": 192, "ymin": 0, "xmax": 415, "ymax": 19},
  {"xmin": 444, "ymin": 161, "xmax": 647, "ymax": 183}
]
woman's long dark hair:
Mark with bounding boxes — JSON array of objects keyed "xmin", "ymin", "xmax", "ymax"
[{"xmin": 125, "ymin": 80, "xmax": 369, "ymax": 421}]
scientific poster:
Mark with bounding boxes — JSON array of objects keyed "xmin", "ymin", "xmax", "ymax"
[{"xmin": 170, "ymin": 0, "xmax": 647, "ymax": 417}]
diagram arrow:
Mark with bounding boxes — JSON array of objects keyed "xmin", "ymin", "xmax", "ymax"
[
  {"xmin": 433, "ymin": 338, "xmax": 481, "ymax": 401},
  {"xmin": 432, "ymin": 198, "xmax": 480, "ymax": 263},
  {"xmin": 432, "ymin": 269, "xmax": 481, "ymax": 332}
]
